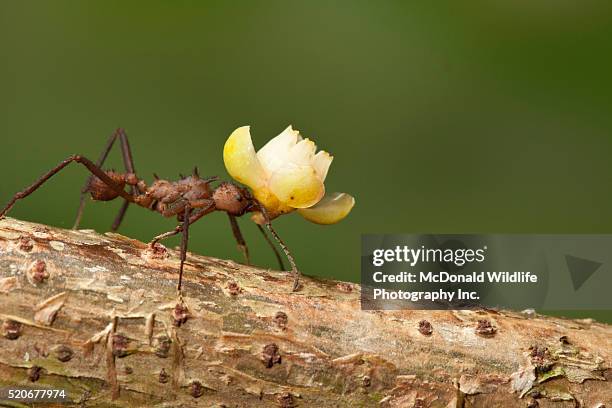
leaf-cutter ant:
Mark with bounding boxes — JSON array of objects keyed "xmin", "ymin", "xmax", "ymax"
[{"xmin": 0, "ymin": 129, "xmax": 299, "ymax": 293}]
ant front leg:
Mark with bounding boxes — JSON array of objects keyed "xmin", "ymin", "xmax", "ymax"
[
  {"xmin": 178, "ymin": 206, "xmax": 192, "ymax": 293},
  {"xmin": 148, "ymin": 203, "xmax": 215, "ymax": 247},
  {"xmin": 265, "ymin": 222, "xmax": 300, "ymax": 291},
  {"xmin": 256, "ymin": 224, "xmax": 286, "ymax": 271},
  {"xmin": 257, "ymin": 205, "xmax": 301, "ymax": 291},
  {"xmin": 148, "ymin": 204, "xmax": 214, "ymax": 294},
  {"xmin": 73, "ymin": 128, "xmax": 138, "ymax": 231},
  {"xmin": 0, "ymin": 155, "xmax": 133, "ymax": 220},
  {"xmin": 149, "ymin": 228, "xmax": 182, "ymax": 247}
]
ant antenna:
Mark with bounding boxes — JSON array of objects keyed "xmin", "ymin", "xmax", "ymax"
[{"xmin": 193, "ymin": 166, "xmax": 199, "ymax": 177}]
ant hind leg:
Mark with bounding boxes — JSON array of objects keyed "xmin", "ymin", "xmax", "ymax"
[
  {"xmin": 73, "ymin": 128, "xmax": 138, "ymax": 231},
  {"xmin": 1, "ymin": 155, "xmax": 133, "ymax": 220}
]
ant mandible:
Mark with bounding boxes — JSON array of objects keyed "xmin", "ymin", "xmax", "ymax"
[{"xmin": 0, "ymin": 128, "xmax": 299, "ymax": 293}]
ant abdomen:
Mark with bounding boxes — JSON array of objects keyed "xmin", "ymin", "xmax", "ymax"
[{"xmin": 87, "ymin": 171, "xmax": 127, "ymax": 201}]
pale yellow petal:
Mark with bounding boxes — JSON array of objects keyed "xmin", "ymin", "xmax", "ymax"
[
  {"xmin": 288, "ymin": 138, "xmax": 317, "ymax": 166},
  {"xmin": 223, "ymin": 126, "xmax": 266, "ymax": 189},
  {"xmin": 297, "ymin": 192, "xmax": 355, "ymax": 224},
  {"xmin": 312, "ymin": 150, "xmax": 333, "ymax": 182},
  {"xmin": 256, "ymin": 125, "xmax": 300, "ymax": 176},
  {"xmin": 268, "ymin": 165, "xmax": 325, "ymax": 208}
]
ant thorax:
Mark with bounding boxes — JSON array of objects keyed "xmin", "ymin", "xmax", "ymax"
[{"xmin": 141, "ymin": 174, "xmax": 216, "ymax": 217}]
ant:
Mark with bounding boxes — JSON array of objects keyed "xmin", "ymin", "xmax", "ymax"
[{"xmin": 0, "ymin": 128, "xmax": 299, "ymax": 293}]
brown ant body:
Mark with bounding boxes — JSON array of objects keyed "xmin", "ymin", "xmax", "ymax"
[{"xmin": 0, "ymin": 129, "xmax": 298, "ymax": 293}]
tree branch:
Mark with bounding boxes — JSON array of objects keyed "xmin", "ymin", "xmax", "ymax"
[{"xmin": 0, "ymin": 218, "xmax": 609, "ymax": 407}]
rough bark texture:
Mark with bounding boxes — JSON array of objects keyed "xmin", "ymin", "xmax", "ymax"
[{"xmin": 0, "ymin": 217, "xmax": 609, "ymax": 408}]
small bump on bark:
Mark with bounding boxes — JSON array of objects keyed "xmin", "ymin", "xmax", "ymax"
[
  {"xmin": 29, "ymin": 260, "xmax": 49, "ymax": 283},
  {"xmin": 2, "ymin": 320, "xmax": 22, "ymax": 340},
  {"xmin": 158, "ymin": 368, "xmax": 170, "ymax": 383},
  {"xmin": 418, "ymin": 320, "xmax": 433, "ymax": 336},
  {"xmin": 262, "ymin": 343, "xmax": 282, "ymax": 368},
  {"xmin": 18, "ymin": 236, "xmax": 34, "ymax": 252},
  {"xmin": 475, "ymin": 319, "xmax": 496, "ymax": 337},
  {"xmin": 28, "ymin": 366, "xmax": 43, "ymax": 382},
  {"xmin": 227, "ymin": 281, "xmax": 241, "ymax": 296},
  {"xmin": 274, "ymin": 311, "xmax": 288, "ymax": 329},
  {"xmin": 172, "ymin": 303, "xmax": 189, "ymax": 327},
  {"xmin": 54, "ymin": 345, "xmax": 74, "ymax": 362},
  {"xmin": 190, "ymin": 381, "xmax": 204, "ymax": 398},
  {"xmin": 154, "ymin": 335, "xmax": 172, "ymax": 358},
  {"xmin": 276, "ymin": 392, "xmax": 295, "ymax": 408}
]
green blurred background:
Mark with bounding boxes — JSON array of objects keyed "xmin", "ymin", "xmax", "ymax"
[{"xmin": 1, "ymin": 2, "xmax": 610, "ymax": 322}]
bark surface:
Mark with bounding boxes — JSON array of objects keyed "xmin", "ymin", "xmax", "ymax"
[{"xmin": 0, "ymin": 217, "xmax": 609, "ymax": 408}]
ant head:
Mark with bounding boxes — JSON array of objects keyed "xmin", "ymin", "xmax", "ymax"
[{"xmin": 213, "ymin": 182, "xmax": 252, "ymax": 216}]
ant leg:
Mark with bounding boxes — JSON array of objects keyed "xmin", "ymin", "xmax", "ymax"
[
  {"xmin": 257, "ymin": 205, "xmax": 300, "ymax": 291},
  {"xmin": 1, "ymin": 159, "xmax": 74, "ymax": 219},
  {"xmin": 1, "ymin": 155, "xmax": 133, "ymax": 219},
  {"xmin": 110, "ymin": 201, "xmax": 131, "ymax": 232},
  {"xmin": 256, "ymin": 224, "xmax": 285, "ymax": 271},
  {"xmin": 178, "ymin": 206, "xmax": 192, "ymax": 292},
  {"xmin": 111, "ymin": 130, "xmax": 137, "ymax": 231},
  {"xmin": 148, "ymin": 203, "xmax": 215, "ymax": 247},
  {"xmin": 73, "ymin": 129, "xmax": 138, "ymax": 231},
  {"xmin": 228, "ymin": 214, "xmax": 250, "ymax": 265},
  {"xmin": 149, "ymin": 228, "xmax": 181, "ymax": 247},
  {"xmin": 264, "ymin": 221, "xmax": 300, "ymax": 291},
  {"xmin": 74, "ymin": 129, "xmax": 121, "ymax": 229}
]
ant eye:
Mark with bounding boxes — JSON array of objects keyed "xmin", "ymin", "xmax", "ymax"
[{"xmin": 235, "ymin": 194, "xmax": 243, "ymax": 202}]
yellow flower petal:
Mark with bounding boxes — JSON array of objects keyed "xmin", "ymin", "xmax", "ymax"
[
  {"xmin": 223, "ymin": 126, "xmax": 267, "ymax": 189},
  {"xmin": 297, "ymin": 192, "xmax": 355, "ymax": 224},
  {"xmin": 288, "ymin": 138, "xmax": 317, "ymax": 166},
  {"xmin": 312, "ymin": 150, "xmax": 333, "ymax": 182},
  {"xmin": 268, "ymin": 165, "xmax": 325, "ymax": 208},
  {"xmin": 252, "ymin": 187, "xmax": 295, "ymax": 220},
  {"xmin": 256, "ymin": 125, "xmax": 301, "ymax": 176}
]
